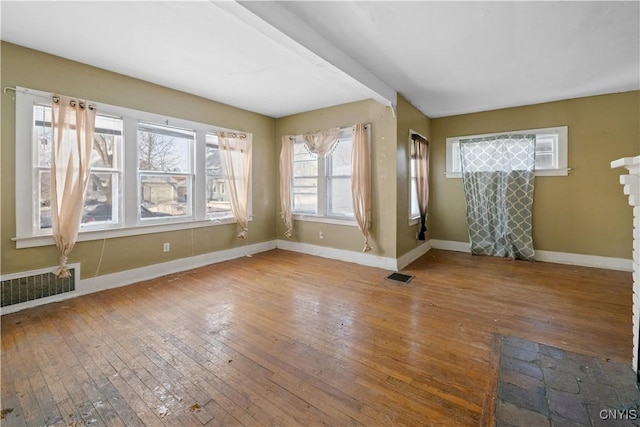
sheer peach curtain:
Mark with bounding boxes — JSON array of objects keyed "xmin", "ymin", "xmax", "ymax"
[
  {"xmin": 351, "ymin": 124, "xmax": 372, "ymax": 252},
  {"xmin": 413, "ymin": 134, "xmax": 430, "ymax": 240},
  {"xmin": 51, "ymin": 95, "xmax": 96, "ymax": 278},
  {"xmin": 279, "ymin": 136, "xmax": 294, "ymax": 237},
  {"xmin": 218, "ymin": 132, "xmax": 252, "ymax": 239},
  {"xmin": 303, "ymin": 127, "xmax": 340, "ymax": 155}
]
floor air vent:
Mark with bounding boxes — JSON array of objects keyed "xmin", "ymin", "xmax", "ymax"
[
  {"xmin": 1, "ymin": 269, "xmax": 75, "ymax": 307},
  {"xmin": 386, "ymin": 272, "xmax": 414, "ymax": 284}
]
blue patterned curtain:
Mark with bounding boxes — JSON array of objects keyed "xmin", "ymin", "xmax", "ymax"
[{"xmin": 460, "ymin": 134, "xmax": 536, "ymax": 260}]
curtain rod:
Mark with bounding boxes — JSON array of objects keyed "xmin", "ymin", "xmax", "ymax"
[
  {"xmin": 5, "ymin": 87, "xmax": 97, "ymax": 110},
  {"xmin": 288, "ymin": 123, "xmax": 369, "ymax": 140},
  {"xmin": 411, "ymin": 133, "xmax": 429, "ymax": 144},
  {"xmin": 52, "ymin": 95, "xmax": 96, "ymax": 111}
]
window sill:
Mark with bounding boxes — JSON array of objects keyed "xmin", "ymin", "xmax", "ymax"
[
  {"xmin": 13, "ymin": 217, "xmax": 242, "ymax": 249},
  {"xmin": 293, "ymin": 214, "xmax": 356, "ymax": 227},
  {"xmin": 409, "ymin": 217, "xmax": 421, "ymax": 226}
]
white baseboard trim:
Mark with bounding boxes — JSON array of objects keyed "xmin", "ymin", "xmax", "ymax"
[
  {"xmin": 4, "ymin": 237, "xmax": 631, "ymax": 316},
  {"xmin": 275, "ymin": 239, "xmax": 398, "ymax": 271},
  {"xmin": 535, "ymin": 250, "xmax": 632, "ymax": 272},
  {"xmin": 429, "ymin": 239, "xmax": 470, "ymax": 253},
  {"xmin": 397, "ymin": 241, "xmax": 432, "ymax": 270},
  {"xmin": 428, "ymin": 239, "xmax": 633, "ymax": 272},
  {"xmin": 1, "ymin": 241, "xmax": 276, "ymax": 315}
]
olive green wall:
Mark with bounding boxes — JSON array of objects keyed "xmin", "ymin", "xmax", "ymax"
[
  {"xmin": 275, "ymin": 99, "xmax": 399, "ymax": 258},
  {"xmin": 3, "ymin": 41, "xmax": 635, "ymax": 282},
  {"xmin": 430, "ymin": 91, "xmax": 640, "ymax": 259},
  {"xmin": 396, "ymin": 96, "xmax": 431, "ymax": 258},
  {"xmin": 0, "ymin": 42, "xmax": 277, "ymax": 278}
]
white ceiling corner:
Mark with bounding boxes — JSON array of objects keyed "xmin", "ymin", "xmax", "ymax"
[{"xmin": 1, "ymin": 1, "xmax": 638, "ymax": 119}]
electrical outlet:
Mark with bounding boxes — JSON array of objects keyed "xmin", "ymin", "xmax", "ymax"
[
  {"xmin": 163, "ymin": 242, "xmax": 170, "ymax": 252},
  {"xmin": 319, "ymin": 231, "xmax": 324, "ymax": 240}
]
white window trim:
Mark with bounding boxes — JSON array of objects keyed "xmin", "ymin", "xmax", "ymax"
[
  {"xmin": 291, "ymin": 124, "xmax": 371, "ymax": 226},
  {"xmin": 445, "ymin": 126, "xmax": 569, "ymax": 178},
  {"xmin": 14, "ymin": 87, "xmax": 251, "ymax": 249},
  {"xmin": 408, "ymin": 129, "xmax": 426, "ymax": 225}
]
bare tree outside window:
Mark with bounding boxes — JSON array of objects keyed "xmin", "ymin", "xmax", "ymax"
[
  {"xmin": 138, "ymin": 131, "xmax": 182, "ymax": 171},
  {"xmin": 137, "ymin": 123, "xmax": 193, "ymax": 219}
]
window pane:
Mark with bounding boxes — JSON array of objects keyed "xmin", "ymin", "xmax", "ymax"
[
  {"xmin": 293, "ymin": 192, "xmax": 317, "ymax": 214},
  {"xmin": 206, "ymin": 138, "xmax": 232, "ymax": 218},
  {"xmin": 452, "ymin": 142, "xmax": 461, "ymax": 173},
  {"xmin": 83, "ymin": 173, "xmax": 118, "ymax": 225},
  {"xmin": 294, "ymin": 141, "xmax": 316, "ymax": 161},
  {"xmin": 206, "ymin": 176, "xmax": 232, "ymax": 218},
  {"xmin": 39, "ymin": 170, "xmax": 51, "ymax": 229},
  {"xmin": 327, "ymin": 177, "xmax": 353, "ymax": 217},
  {"xmin": 535, "ymin": 153, "xmax": 555, "ymax": 170},
  {"xmin": 91, "ymin": 116, "xmax": 122, "ymax": 169},
  {"xmin": 140, "ymin": 174, "xmax": 190, "ymax": 218},
  {"xmin": 34, "ymin": 105, "xmax": 52, "ymax": 167},
  {"xmin": 138, "ymin": 122, "xmax": 193, "ymax": 172},
  {"xmin": 294, "ymin": 160, "xmax": 318, "ymax": 177},
  {"xmin": 206, "ymin": 142, "xmax": 222, "ymax": 177},
  {"xmin": 410, "ymin": 178, "xmax": 420, "ymax": 218},
  {"xmin": 293, "ymin": 174, "xmax": 317, "ymax": 214},
  {"xmin": 535, "ymin": 134, "xmax": 557, "ymax": 170},
  {"xmin": 329, "ymin": 139, "xmax": 352, "ymax": 176}
]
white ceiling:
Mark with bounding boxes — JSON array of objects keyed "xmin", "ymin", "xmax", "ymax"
[{"xmin": 1, "ymin": 1, "xmax": 639, "ymax": 119}]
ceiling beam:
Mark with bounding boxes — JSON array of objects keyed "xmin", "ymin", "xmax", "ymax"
[{"xmin": 215, "ymin": 0, "xmax": 397, "ymax": 112}]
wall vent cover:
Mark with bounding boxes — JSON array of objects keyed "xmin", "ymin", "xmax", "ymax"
[{"xmin": 1, "ymin": 269, "xmax": 75, "ymax": 307}]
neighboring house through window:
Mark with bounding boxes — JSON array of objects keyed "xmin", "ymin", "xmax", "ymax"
[{"xmin": 15, "ymin": 87, "xmax": 250, "ymax": 248}]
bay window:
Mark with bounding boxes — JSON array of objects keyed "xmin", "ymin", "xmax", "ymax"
[{"xmin": 15, "ymin": 87, "xmax": 251, "ymax": 248}]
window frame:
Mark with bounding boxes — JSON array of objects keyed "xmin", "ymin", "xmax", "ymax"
[
  {"xmin": 445, "ymin": 126, "xmax": 569, "ymax": 178},
  {"xmin": 205, "ymin": 134, "xmax": 235, "ymax": 221},
  {"xmin": 291, "ymin": 125, "xmax": 370, "ymax": 226},
  {"xmin": 14, "ymin": 87, "xmax": 251, "ymax": 249},
  {"xmin": 136, "ymin": 121, "xmax": 195, "ymax": 223}
]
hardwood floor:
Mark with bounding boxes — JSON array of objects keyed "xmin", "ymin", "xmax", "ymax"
[{"xmin": 0, "ymin": 249, "xmax": 633, "ymax": 426}]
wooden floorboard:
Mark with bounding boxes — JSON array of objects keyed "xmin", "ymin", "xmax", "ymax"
[{"xmin": 1, "ymin": 249, "xmax": 633, "ymax": 426}]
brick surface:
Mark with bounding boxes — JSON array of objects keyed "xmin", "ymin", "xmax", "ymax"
[
  {"xmin": 615, "ymin": 383, "xmax": 640, "ymax": 405},
  {"xmin": 593, "ymin": 361, "xmax": 638, "ymax": 388},
  {"xmin": 544, "ymin": 368, "xmax": 579, "ymax": 394},
  {"xmin": 503, "ymin": 336, "xmax": 540, "ymax": 353},
  {"xmin": 549, "ymin": 414, "xmax": 589, "ymax": 427},
  {"xmin": 502, "ymin": 342, "xmax": 540, "ymax": 363},
  {"xmin": 540, "ymin": 354, "xmax": 594, "ymax": 380},
  {"xmin": 501, "ymin": 368, "xmax": 544, "ymax": 391},
  {"xmin": 501, "ymin": 355, "xmax": 544, "ymax": 380},
  {"xmin": 494, "ymin": 336, "xmax": 640, "ymax": 427},
  {"xmin": 495, "ymin": 399, "xmax": 551, "ymax": 427},
  {"xmin": 578, "ymin": 381, "xmax": 620, "ymax": 406},
  {"xmin": 547, "ymin": 389, "xmax": 590, "ymax": 425},
  {"xmin": 539, "ymin": 344, "xmax": 566, "ymax": 360},
  {"xmin": 499, "ymin": 382, "xmax": 549, "ymax": 416}
]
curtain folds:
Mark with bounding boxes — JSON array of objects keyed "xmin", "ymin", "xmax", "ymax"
[
  {"xmin": 351, "ymin": 124, "xmax": 372, "ymax": 252},
  {"xmin": 460, "ymin": 134, "xmax": 536, "ymax": 260},
  {"xmin": 218, "ymin": 132, "xmax": 252, "ymax": 239},
  {"xmin": 303, "ymin": 127, "xmax": 340, "ymax": 156},
  {"xmin": 413, "ymin": 135, "xmax": 430, "ymax": 241},
  {"xmin": 279, "ymin": 136, "xmax": 294, "ymax": 237},
  {"xmin": 51, "ymin": 95, "xmax": 96, "ymax": 278}
]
